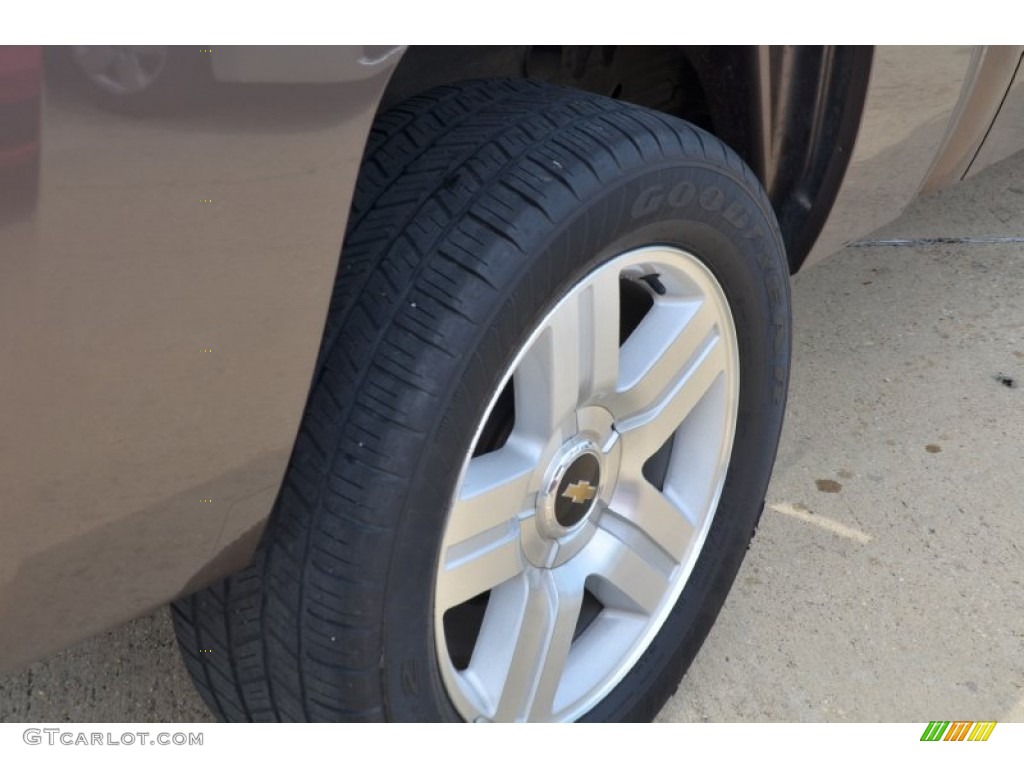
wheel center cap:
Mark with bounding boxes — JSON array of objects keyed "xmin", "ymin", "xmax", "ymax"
[
  {"xmin": 555, "ymin": 453, "xmax": 601, "ymax": 527},
  {"xmin": 537, "ymin": 439, "xmax": 603, "ymax": 538}
]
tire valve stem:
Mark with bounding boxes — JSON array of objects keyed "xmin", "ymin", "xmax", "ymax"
[{"xmin": 638, "ymin": 273, "xmax": 667, "ymax": 295}]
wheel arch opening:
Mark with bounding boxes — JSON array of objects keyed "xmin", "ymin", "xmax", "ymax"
[{"xmin": 369, "ymin": 45, "xmax": 873, "ymax": 272}]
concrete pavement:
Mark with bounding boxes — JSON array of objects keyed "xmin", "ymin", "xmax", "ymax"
[{"xmin": 661, "ymin": 151, "xmax": 1024, "ymax": 722}]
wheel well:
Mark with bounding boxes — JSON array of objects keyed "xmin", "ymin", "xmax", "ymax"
[{"xmin": 376, "ymin": 45, "xmax": 873, "ymax": 272}]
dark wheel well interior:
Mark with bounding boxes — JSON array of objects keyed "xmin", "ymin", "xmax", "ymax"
[{"xmin": 376, "ymin": 45, "xmax": 873, "ymax": 272}]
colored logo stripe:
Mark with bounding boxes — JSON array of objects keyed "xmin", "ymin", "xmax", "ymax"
[
  {"xmin": 969, "ymin": 722, "xmax": 997, "ymax": 741},
  {"xmin": 944, "ymin": 722, "xmax": 972, "ymax": 741},
  {"xmin": 920, "ymin": 721, "xmax": 996, "ymax": 741}
]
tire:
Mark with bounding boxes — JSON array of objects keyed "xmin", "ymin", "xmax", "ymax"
[
  {"xmin": 171, "ymin": 79, "xmax": 791, "ymax": 722},
  {"xmin": 67, "ymin": 46, "xmax": 209, "ymax": 114}
]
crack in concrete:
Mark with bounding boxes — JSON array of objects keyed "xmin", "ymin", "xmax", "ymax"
[{"xmin": 851, "ymin": 236, "xmax": 1024, "ymax": 247}]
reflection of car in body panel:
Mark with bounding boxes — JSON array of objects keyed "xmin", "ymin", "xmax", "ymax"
[
  {"xmin": 0, "ymin": 47, "xmax": 41, "ymax": 221},
  {"xmin": 0, "ymin": 45, "xmax": 1021, "ymax": 722}
]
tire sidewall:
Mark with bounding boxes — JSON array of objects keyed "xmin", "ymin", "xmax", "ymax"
[{"xmin": 381, "ymin": 156, "xmax": 791, "ymax": 721}]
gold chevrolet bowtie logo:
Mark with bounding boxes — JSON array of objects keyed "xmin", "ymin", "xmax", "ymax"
[{"xmin": 562, "ymin": 480, "xmax": 597, "ymax": 505}]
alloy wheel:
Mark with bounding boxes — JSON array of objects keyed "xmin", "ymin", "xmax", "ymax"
[{"xmin": 434, "ymin": 245, "xmax": 741, "ymax": 722}]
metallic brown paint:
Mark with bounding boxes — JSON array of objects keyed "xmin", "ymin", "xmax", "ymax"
[
  {"xmin": 807, "ymin": 46, "xmax": 1019, "ymax": 267},
  {"xmin": 0, "ymin": 46, "xmax": 401, "ymax": 670}
]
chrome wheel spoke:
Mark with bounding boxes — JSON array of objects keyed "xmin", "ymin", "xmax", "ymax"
[
  {"xmin": 444, "ymin": 445, "xmax": 537, "ymax": 546},
  {"xmin": 436, "ymin": 536, "xmax": 524, "ymax": 612},
  {"xmin": 604, "ymin": 478, "xmax": 696, "ymax": 564},
  {"xmin": 579, "ymin": 527, "xmax": 672, "ymax": 616},
  {"xmin": 513, "ymin": 269, "xmax": 620, "ymax": 442},
  {"xmin": 436, "ymin": 446, "xmax": 536, "ymax": 611},
  {"xmin": 614, "ymin": 297, "xmax": 718, "ymax": 418},
  {"xmin": 474, "ymin": 569, "xmax": 584, "ymax": 722},
  {"xmin": 578, "ymin": 267, "xmax": 623, "ymax": 406},
  {"xmin": 615, "ymin": 321, "xmax": 727, "ymax": 465}
]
